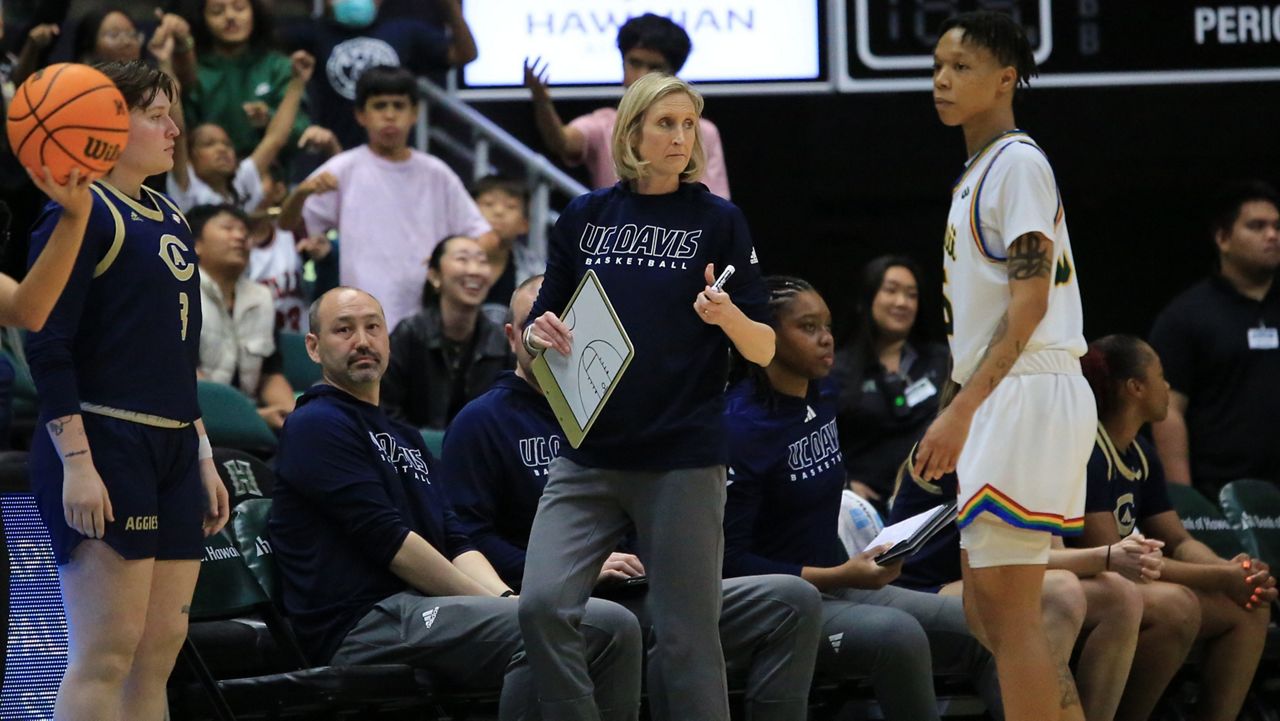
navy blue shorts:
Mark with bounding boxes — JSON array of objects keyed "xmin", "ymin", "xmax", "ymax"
[{"xmin": 30, "ymin": 413, "xmax": 204, "ymax": 565}]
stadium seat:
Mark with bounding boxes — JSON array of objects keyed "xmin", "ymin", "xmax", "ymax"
[
  {"xmin": 1219, "ymin": 480, "xmax": 1280, "ymax": 568},
  {"xmin": 172, "ymin": 529, "xmax": 426, "ymax": 720},
  {"xmin": 230, "ymin": 498, "xmax": 278, "ymax": 602},
  {"xmin": 1165, "ymin": 482, "xmax": 1246, "ymax": 559},
  {"xmin": 278, "ymin": 332, "xmax": 322, "ymax": 392},
  {"xmin": 420, "ymin": 428, "xmax": 445, "ymax": 457},
  {"xmin": 197, "ymin": 381, "xmax": 277, "ymax": 455}
]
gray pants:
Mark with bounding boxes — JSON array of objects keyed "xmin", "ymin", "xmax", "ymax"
[
  {"xmin": 331, "ymin": 591, "xmax": 642, "ymax": 721},
  {"xmin": 519, "ymin": 458, "xmax": 730, "ymax": 721},
  {"xmin": 616, "ymin": 574, "xmax": 822, "ymax": 721},
  {"xmin": 821, "ymin": 584, "xmax": 1001, "ymax": 721}
]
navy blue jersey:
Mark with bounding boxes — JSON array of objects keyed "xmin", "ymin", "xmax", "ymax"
[
  {"xmin": 722, "ymin": 377, "xmax": 847, "ymax": 578},
  {"xmin": 528, "ymin": 182, "xmax": 768, "ymax": 471},
  {"xmin": 889, "ymin": 442, "xmax": 962, "ymax": 592},
  {"xmin": 26, "ymin": 182, "xmax": 201, "ymax": 424},
  {"xmin": 1084, "ymin": 426, "xmax": 1173, "ymax": 538},
  {"xmin": 270, "ymin": 385, "xmax": 476, "ymax": 663},
  {"xmin": 438, "ymin": 371, "xmax": 561, "ymax": 590}
]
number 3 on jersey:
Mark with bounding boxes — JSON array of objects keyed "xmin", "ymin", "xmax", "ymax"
[{"xmin": 179, "ymin": 291, "xmax": 190, "ymax": 340}]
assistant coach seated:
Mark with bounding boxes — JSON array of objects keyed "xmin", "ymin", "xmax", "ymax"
[{"xmin": 268, "ymin": 287, "xmax": 642, "ymax": 718}]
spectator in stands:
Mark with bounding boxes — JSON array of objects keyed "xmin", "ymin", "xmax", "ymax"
[
  {"xmin": 893, "ymin": 418, "xmax": 1146, "ymax": 721},
  {"xmin": 298, "ymin": 65, "xmax": 495, "ymax": 330},
  {"xmin": 525, "ymin": 13, "xmax": 731, "ymax": 198},
  {"xmin": 283, "ymin": 0, "xmax": 477, "ymax": 150},
  {"xmin": 269, "ymin": 286, "xmax": 642, "ymax": 716},
  {"xmin": 181, "ymin": 0, "xmax": 326, "ymax": 164},
  {"xmin": 519, "ymin": 73, "xmax": 773, "ymax": 721},
  {"xmin": 722, "ymin": 276, "xmax": 1000, "ymax": 721},
  {"xmin": 833, "ymin": 255, "xmax": 949, "ymax": 506},
  {"xmin": 246, "ymin": 165, "xmax": 337, "ymax": 333},
  {"xmin": 191, "ymin": 203, "xmax": 296, "ymax": 430},
  {"xmin": 442, "ymin": 275, "xmax": 822, "ymax": 721},
  {"xmin": 1078, "ymin": 334, "xmax": 1276, "ymax": 721},
  {"xmin": 1149, "ymin": 181, "xmax": 1280, "ymax": 497},
  {"xmin": 168, "ymin": 50, "xmax": 326, "ymax": 212},
  {"xmin": 472, "ymin": 175, "xmax": 544, "ymax": 306},
  {"xmin": 381, "ymin": 235, "xmax": 510, "ymax": 430},
  {"xmin": 73, "ymin": 8, "xmax": 197, "ymax": 89}
]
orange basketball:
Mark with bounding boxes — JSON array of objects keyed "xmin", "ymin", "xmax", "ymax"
[{"xmin": 6, "ymin": 63, "xmax": 130, "ymax": 183}]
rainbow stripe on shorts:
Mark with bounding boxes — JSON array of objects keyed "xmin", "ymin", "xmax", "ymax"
[{"xmin": 957, "ymin": 484, "xmax": 1085, "ymax": 536}]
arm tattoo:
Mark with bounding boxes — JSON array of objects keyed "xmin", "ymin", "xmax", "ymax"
[
  {"xmin": 62, "ymin": 449, "xmax": 88, "ymax": 459},
  {"xmin": 181, "ymin": 605, "xmax": 191, "ymax": 615},
  {"xmin": 974, "ymin": 312, "xmax": 1022, "ymax": 392},
  {"xmin": 1057, "ymin": 661, "xmax": 1081, "ymax": 709},
  {"xmin": 1007, "ymin": 232, "xmax": 1052, "ymax": 281},
  {"xmin": 47, "ymin": 418, "xmax": 68, "ymax": 436}
]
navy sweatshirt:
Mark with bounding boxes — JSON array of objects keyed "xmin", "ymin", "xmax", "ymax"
[
  {"xmin": 26, "ymin": 182, "xmax": 202, "ymax": 423},
  {"xmin": 722, "ymin": 377, "xmax": 848, "ymax": 578},
  {"xmin": 527, "ymin": 182, "xmax": 768, "ymax": 470},
  {"xmin": 270, "ymin": 385, "xmax": 475, "ymax": 663},
  {"xmin": 439, "ymin": 372, "xmax": 560, "ymax": 589}
]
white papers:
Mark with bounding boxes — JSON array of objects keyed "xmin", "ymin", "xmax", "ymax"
[{"xmin": 862, "ymin": 502, "xmax": 958, "ymax": 565}]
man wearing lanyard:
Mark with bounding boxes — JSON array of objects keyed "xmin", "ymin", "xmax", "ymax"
[{"xmin": 1150, "ymin": 181, "xmax": 1280, "ymax": 498}]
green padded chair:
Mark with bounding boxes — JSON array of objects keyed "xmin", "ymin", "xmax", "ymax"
[
  {"xmin": 176, "ymin": 529, "xmax": 423, "ymax": 720},
  {"xmin": 197, "ymin": 381, "xmax": 276, "ymax": 454},
  {"xmin": 278, "ymin": 332, "xmax": 322, "ymax": 391},
  {"xmin": 230, "ymin": 497, "xmax": 278, "ymax": 602},
  {"xmin": 1165, "ymin": 482, "xmax": 1246, "ymax": 559},
  {"xmin": 1219, "ymin": 480, "xmax": 1280, "ymax": 568},
  {"xmin": 420, "ymin": 428, "xmax": 446, "ymax": 458}
]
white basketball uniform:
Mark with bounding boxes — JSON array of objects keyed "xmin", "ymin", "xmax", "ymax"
[
  {"xmin": 942, "ymin": 130, "xmax": 1096, "ymax": 563},
  {"xmin": 248, "ymin": 228, "xmax": 308, "ymax": 333}
]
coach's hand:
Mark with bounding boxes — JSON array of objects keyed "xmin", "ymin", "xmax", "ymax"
[
  {"xmin": 694, "ymin": 263, "xmax": 741, "ymax": 329},
  {"xmin": 200, "ymin": 458, "xmax": 230, "ymax": 536},
  {"xmin": 63, "ymin": 454, "xmax": 113, "ymax": 539},
  {"xmin": 915, "ymin": 404, "xmax": 972, "ymax": 481},
  {"xmin": 597, "ymin": 552, "xmax": 646, "ymax": 584},
  {"xmin": 528, "ymin": 311, "xmax": 572, "ymax": 356}
]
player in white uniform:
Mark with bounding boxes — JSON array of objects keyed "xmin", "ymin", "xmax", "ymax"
[{"xmin": 915, "ymin": 12, "xmax": 1095, "ymax": 721}]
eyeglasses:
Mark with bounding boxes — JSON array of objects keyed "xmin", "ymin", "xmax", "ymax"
[{"xmin": 100, "ymin": 30, "xmax": 145, "ymax": 45}]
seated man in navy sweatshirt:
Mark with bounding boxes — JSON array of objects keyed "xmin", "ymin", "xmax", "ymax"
[
  {"xmin": 439, "ymin": 275, "xmax": 823, "ymax": 721},
  {"xmin": 269, "ymin": 286, "xmax": 642, "ymax": 719}
]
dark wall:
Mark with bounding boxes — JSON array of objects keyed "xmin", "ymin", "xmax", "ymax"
[{"xmin": 471, "ymin": 81, "xmax": 1278, "ymax": 342}]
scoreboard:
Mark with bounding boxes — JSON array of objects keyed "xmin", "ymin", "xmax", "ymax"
[{"xmin": 840, "ymin": 0, "xmax": 1280, "ymax": 91}]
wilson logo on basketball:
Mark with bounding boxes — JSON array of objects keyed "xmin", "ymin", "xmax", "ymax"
[{"xmin": 83, "ymin": 136, "xmax": 121, "ymax": 162}]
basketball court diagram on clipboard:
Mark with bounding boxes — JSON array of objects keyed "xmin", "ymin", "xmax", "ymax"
[{"xmin": 532, "ymin": 270, "xmax": 634, "ymax": 448}]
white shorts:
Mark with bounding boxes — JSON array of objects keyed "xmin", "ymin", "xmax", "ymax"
[{"xmin": 956, "ymin": 351, "xmax": 1096, "ymax": 565}]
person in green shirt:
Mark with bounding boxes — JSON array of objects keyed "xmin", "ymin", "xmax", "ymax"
[{"xmin": 183, "ymin": 0, "xmax": 337, "ymax": 161}]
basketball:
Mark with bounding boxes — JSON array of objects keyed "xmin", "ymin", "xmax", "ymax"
[{"xmin": 5, "ymin": 63, "xmax": 130, "ymax": 183}]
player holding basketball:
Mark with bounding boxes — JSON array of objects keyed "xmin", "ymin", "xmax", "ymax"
[
  {"xmin": 914, "ymin": 12, "xmax": 1093, "ymax": 721},
  {"xmin": 25, "ymin": 60, "xmax": 230, "ymax": 721},
  {"xmin": 520, "ymin": 73, "xmax": 774, "ymax": 721}
]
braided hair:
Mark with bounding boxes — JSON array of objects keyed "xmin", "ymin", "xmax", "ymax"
[
  {"xmin": 729, "ymin": 275, "xmax": 816, "ymax": 407},
  {"xmin": 1079, "ymin": 334, "xmax": 1153, "ymax": 421}
]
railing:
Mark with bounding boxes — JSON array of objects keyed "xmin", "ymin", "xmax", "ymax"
[{"xmin": 415, "ymin": 77, "xmax": 589, "ymax": 257}]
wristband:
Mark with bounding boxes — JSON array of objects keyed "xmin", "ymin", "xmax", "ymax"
[
  {"xmin": 500, "ymin": 589, "xmax": 516, "ymax": 598},
  {"xmin": 198, "ymin": 433, "xmax": 213, "ymax": 460},
  {"xmin": 1105, "ymin": 544, "xmax": 1111, "ymax": 571}
]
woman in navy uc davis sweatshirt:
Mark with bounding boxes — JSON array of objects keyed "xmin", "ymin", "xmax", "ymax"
[
  {"xmin": 517, "ymin": 73, "xmax": 774, "ymax": 721},
  {"xmin": 722, "ymin": 276, "xmax": 999, "ymax": 721}
]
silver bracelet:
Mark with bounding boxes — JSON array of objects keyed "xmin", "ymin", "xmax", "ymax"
[{"xmin": 522, "ymin": 325, "xmax": 542, "ymax": 356}]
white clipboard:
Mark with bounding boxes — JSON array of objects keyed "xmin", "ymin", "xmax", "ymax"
[{"xmin": 531, "ymin": 270, "xmax": 635, "ymax": 448}]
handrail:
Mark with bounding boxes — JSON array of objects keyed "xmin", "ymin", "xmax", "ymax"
[
  {"xmin": 416, "ymin": 77, "xmax": 588, "ymax": 198},
  {"xmin": 416, "ymin": 76, "xmax": 588, "ymax": 262}
]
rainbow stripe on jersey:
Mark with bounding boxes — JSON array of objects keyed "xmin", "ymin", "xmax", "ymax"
[{"xmin": 957, "ymin": 483, "xmax": 1085, "ymax": 535}]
